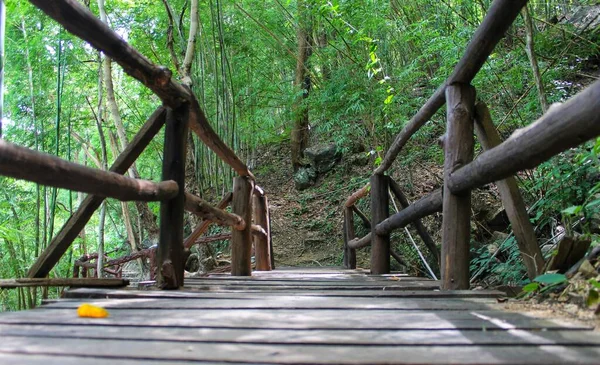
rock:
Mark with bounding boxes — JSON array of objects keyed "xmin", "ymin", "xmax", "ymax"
[
  {"xmin": 304, "ymin": 143, "xmax": 342, "ymax": 174},
  {"xmin": 487, "ymin": 208, "xmax": 510, "ymax": 232},
  {"xmin": 185, "ymin": 253, "xmax": 200, "ymax": 273},
  {"xmin": 347, "ymin": 153, "xmax": 370, "ymax": 167},
  {"xmin": 563, "ymin": 6, "xmax": 600, "ymax": 31},
  {"xmin": 294, "ymin": 167, "xmax": 317, "ymax": 190}
]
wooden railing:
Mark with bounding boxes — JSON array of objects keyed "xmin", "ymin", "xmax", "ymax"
[
  {"xmin": 0, "ymin": 0, "xmax": 272, "ymax": 290},
  {"xmin": 342, "ymin": 0, "xmax": 600, "ymax": 290}
]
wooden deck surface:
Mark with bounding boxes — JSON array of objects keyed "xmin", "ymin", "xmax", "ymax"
[{"xmin": 1, "ymin": 267, "xmax": 599, "ymax": 364}]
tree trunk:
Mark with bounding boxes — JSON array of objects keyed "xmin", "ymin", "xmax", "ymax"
[
  {"xmin": 97, "ymin": 0, "xmax": 160, "ymax": 250},
  {"xmin": 290, "ymin": 0, "xmax": 312, "ymax": 171},
  {"xmin": 522, "ymin": 6, "xmax": 548, "ymax": 113}
]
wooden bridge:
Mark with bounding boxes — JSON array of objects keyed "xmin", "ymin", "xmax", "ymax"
[
  {"xmin": 1, "ymin": 0, "xmax": 600, "ymax": 363},
  {"xmin": 2, "ymin": 267, "xmax": 600, "ymax": 364}
]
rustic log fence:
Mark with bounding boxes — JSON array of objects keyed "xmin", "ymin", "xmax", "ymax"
[
  {"xmin": 0, "ymin": 0, "xmax": 272, "ymax": 290},
  {"xmin": 342, "ymin": 0, "xmax": 600, "ymax": 290}
]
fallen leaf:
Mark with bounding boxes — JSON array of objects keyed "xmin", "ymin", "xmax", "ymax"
[{"xmin": 77, "ymin": 303, "xmax": 109, "ymax": 318}]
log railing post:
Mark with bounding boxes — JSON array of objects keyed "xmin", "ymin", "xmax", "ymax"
[
  {"xmin": 343, "ymin": 207, "xmax": 357, "ymax": 269},
  {"xmin": 370, "ymin": 174, "xmax": 390, "ymax": 274},
  {"xmin": 157, "ymin": 107, "xmax": 188, "ymax": 289},
  {"xmin": 253, "ymin": 191, "xmax": 272, "ymax": 271},
  {"xmin": 442, "ymin": 83, "xmax": 476, "ymax": 290},
  {"xmin": 474, "ymin": 102, "xmax": 544, "ymax": 279},
  {"xmin": 231, "ymin": 176, "xmax": 254, "ymax": 276}
]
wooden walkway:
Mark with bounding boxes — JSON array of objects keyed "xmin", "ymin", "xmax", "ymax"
[{"xmin": 1, "ymin": 267, "xmax": 599, "ymax": 364}]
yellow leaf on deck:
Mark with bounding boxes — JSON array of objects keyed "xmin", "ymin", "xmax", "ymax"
[{"xmin": 77, "ymin": 303, "xmax": 109, "ymax": 318}]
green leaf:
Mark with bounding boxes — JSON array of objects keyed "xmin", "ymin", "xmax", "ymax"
[
  {"xmin": 589, "ymin": 279, "xmax": 600, "ymax": 289},
  {"xmin": 384, "ymin": 94, "xmax": 394, "ymax": 105},
  {"xmin": 522, "ymin": 282, "xmax": 540, "ymax": 293},
  {"xmin": 534, "ymin": 273, "xmax": 567, "ymax": 285},
  {"xmin": 586, "ymin": 289, "xmax": 599, "ymax": 307},
  {"xmin": 561, "ymin": 205, "xmax": 582, "ymax": 216}
]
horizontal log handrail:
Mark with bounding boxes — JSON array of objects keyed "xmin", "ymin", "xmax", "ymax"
[
  {"xmin": 375, "ymin": 0, "xmax": 527, "ymax": 174},
  {"xmin": 0, "ymin": 140, "xmax": 178, "ymax": 202},
  {"xmin": 448, "ymin": 79, "xmax": 600, "ymax": 194},
  {"xmin": 375, "ymin": 189, "xmax": 443, "ymax": 236},
  {"xmin": 184, "ymin": 193, "xmax": 245, "ymax": 230},
  {"xmin": 183, "ymin": 192, "xmax": 233, "ymax": 249},
  {"xmin": 345, "ymin": 183, "xmax": 370, "ymax": 208},
  {"xmin": 348, "ymin": 233, "xmax": 372, "ymax": 249}
]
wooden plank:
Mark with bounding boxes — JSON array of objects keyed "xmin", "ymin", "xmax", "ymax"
[
  {"xmin": 231, "ymin": 176, "xmax": 254, "ymax": 276},
  {"xmin": 253, "ymin": 193, "xmax": 272, "ymax": 271},
  {"xmin": 370, "ymin": 174, "xmax": 390, "ymax": 274},
  {"xmin": 28, "ymin": 107, "xmax": 167, "ymax": 278},
  {"xmin": 0, "ymin": 308, "xmax": 587, "ymax": 330},
  {"xmin": 388, "ymin": 177, "xmax": 440, "ymax": 267},
  {"xmin": 63, "ymin": 287, "xmax": 504, "ymax": 299},
  {"xmin": 1, "ymin": 336, "xmax": 599, "ymax": 364},
  {"xmin": 474, "ymin": 102, "xmax": 544, "ymax": 279},
  {"xmin": 448, "ymin": 80, "xmax": 600, "ymax": 194},
  {"xmin": 375, "ymin": 189, "xmax": 442, "ymax": 235},
  {"xmin": 183, "ymin": 192, "xmax": 232, "ymax": 249},
  {"xmin": 0, "ymin": 278, "xmax": 128, "ymax": 289},
  {"xmin": 157, "ymin": 107, "xmax": 188, "ymax": 289},
  {"xmin": 343, "ymin": 207, "xmax": 357, "ymax": 269},
  {"xmin": 376, "ymin": 0, "xmax": 527, "ymax": 173},
  {"xmin": 0, "ymin": 353, "xmax": 188, "ymax": 365},
  {"xmin": 442, "ymin": 83, "xmax": 476, "ymax": 290},
  {"xmin": 184, "ymin": 192, "xmax": 245, "ymax": 229},
  {"xmin": 2, "ymin": 325, "xmax": 599, "ymax": 347},
  {"xmin": 181, "ymin": 278, "xmax": 439, "ymax": 286},
  {"xmin": 41, "ymin": 297, "xmax": 497, "ymax": 310},
  {"xmin": 178, "ymin": 284, "xmax": 440, "ymax": 291},
  {"xmin": 0, "ymin": 140, "xmax": 178, "ymax": 201}
]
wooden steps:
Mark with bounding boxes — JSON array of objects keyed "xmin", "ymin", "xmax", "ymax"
[{"xmin": 0, "ymin": 267, "xmax": 598, "ymax": 364}]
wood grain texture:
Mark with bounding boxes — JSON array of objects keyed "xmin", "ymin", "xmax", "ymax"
[
  {"xmin": 0, "ymin": 140, "xmax": 177, "ymax": 201},
  {"xmin": 231, "ymin": 176, "xmax": 254, "ymax": 276},
  {"xmin": 157, "ymin": 107, "xmax": 188, "ymax": 289},
  {"xmin": 343, "ymin": 207, "xmax": 357, "ymax": 269},
  {"xmin": 370, "ymin": 174, "xmax": 390, "ymax": 274},
  {"xmin": 442, "ymin": 83, "xmax": 476, "ymax": 290},
  {"xmin": 473, "ymin": 102, "xmax": 544, "ymax": 279},
  {"xmin": 27, "ymin": 107, "xmax": 167, "ymax": 278}
]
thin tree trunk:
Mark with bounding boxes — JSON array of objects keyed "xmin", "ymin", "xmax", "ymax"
[
  {"xmin": 98, "ymin": 0, "xmax": 160, "ymax": 250},
  {"xmin": 0, "ymin": 0, "xmax": 5, "ymax": 138},
  {"xmin": 291, "ymin": 0, "xmax": 312, "ymax": 171},
  {"xmin": 522, "ymin": 6, "xmax": 548, "ymax": 113},
  {"xmin": 93, "ymin": 49, "xmax": 108, "ymax": 278}
]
